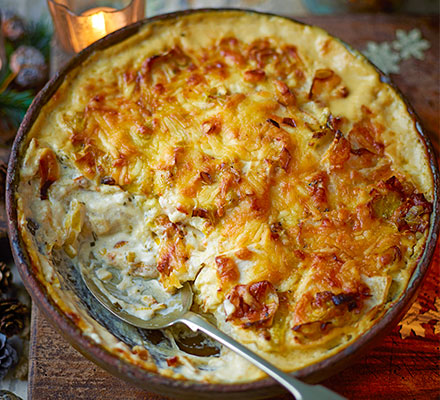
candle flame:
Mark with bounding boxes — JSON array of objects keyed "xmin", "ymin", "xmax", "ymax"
[
  {"xmin": 75, "ymin": 6, "xmax": 119, "ymax": 52},
  {"xmin": 90, "ymin": 11, "xmax": 106, "ymax": 38}
]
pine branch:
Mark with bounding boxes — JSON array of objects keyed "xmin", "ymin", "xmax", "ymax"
[
  {"xmin": 0, "ymin": 18, "xmax": 51, "ymax": 130},
  {"xmin": 0, "ymin": 89, "xmax": 34, "ymax": 128},
  {"xmin": 17, "ymin": 20, "xmax": 52, "ymax": 60}
]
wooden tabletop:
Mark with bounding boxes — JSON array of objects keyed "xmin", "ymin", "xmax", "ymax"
[{"xmin": 23, "ymin": 14, "xmax": 440, "ymax": 400}]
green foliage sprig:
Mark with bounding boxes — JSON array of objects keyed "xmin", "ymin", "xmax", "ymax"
[
  {"xmin": 0, "ymin": 19, "xmax": 51, "ymax": 130},
  {"xmin": 0, "ymin": 89, "xmax": 34, "ymax": 128},
  {"xmin": 16, "ymin": 20, "xmax": 52, "ymax": 60}
]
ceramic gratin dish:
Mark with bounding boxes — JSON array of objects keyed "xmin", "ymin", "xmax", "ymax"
[{"xmin": 6, "ymin": 9, "xmax": 440, "ymax": 400}]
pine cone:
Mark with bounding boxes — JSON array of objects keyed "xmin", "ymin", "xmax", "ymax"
[
  {"xmin": 0, "ymin": 390, "xmax": 23, "ymax": 400},
  {"xmin": 10, "ymin": 46, "xmax": 47, "ymax": 88},
  {"xmin": 1, "ymin": 11, "xmax": 25, "ymax": 41},
  {"xmin": 0, "ymin": 391, "xmax": 23, "ymax": 400},
  {"xmin": 0, "ymin": 300, "xmax": 28, "ymax": 337},
  {"xmin": 0, "ymin": 333, "xmax": 18, "ymax": 380},
  {"xmin": 0, "ymin": 263, "xmax": 12, "ymax": 294}
]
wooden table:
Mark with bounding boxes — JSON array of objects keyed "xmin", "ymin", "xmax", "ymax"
[{"xmin": 24, "ymin": 14, "xmax": 440, "ymax": 400}]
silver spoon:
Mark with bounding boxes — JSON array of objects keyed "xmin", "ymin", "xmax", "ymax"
[{"xmin": 80, "ymin": 271, "xmax": 346, "ymax": 400}]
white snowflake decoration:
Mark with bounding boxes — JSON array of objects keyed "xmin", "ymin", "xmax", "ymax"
[
  {"xmin": 363, "ymin": 42, "xmax": 401, "ymax": 74},
  {"xmin": 392, "ymin": 29, "xmax": 431, "ymax": 60},
  {"xmin": 362, "ymin": 28, "xmax": 431, "ymax": 75}
]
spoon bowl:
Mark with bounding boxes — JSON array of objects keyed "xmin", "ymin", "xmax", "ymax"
[{"xmin": 80, "ymin": 268, "xmax": 194, "ymax": 329}]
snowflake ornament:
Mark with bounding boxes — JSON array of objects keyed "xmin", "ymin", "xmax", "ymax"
[
  {"xmin": 392, "ymin": 29, "xmax": 430, "ymax": 60},
  {"xmin": 363, "ymin": 42, "xmax": 401, "ymax": 74},
  {"xmin": 362, "ymin": 28, "xmax": 431, "ymax": 76}
]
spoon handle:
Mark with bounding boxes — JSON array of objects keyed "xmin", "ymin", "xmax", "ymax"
[{"xmin": 179, "ymin": 311, "xmax": 346, "ymax": 400}]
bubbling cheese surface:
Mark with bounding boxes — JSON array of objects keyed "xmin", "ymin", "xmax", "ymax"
[{"xmin": 16, "ymin": 11, "xmax": 434, "ymax": 382}]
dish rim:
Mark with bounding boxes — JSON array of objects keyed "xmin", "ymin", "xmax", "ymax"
[{"xmin": 6, "ymin": 8, "xmax": 440, "ymax": 398}]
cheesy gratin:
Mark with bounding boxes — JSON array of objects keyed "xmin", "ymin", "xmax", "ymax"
[{"xmin": 15, "ymin": 11, "xmax": 434, "ymax": 383}]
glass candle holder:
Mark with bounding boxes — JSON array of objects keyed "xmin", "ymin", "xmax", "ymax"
[{"xmin": 47, "ymin": 0, "xmax": 145, "ymax": 53}]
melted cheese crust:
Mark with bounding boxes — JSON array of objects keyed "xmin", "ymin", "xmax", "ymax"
[{"xmin": 16, "ymin": 11, "xmax": 434, "ymax": 382}]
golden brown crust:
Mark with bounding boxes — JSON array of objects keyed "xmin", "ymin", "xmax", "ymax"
[{"xmin": 15, "ymin": 11, "xmax": 434, "ymax": 383}]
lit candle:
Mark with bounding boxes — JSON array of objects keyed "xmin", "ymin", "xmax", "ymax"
[
  {"xmin": 81, "ymin": 7, "xmax": 115, "ymax": 42},
  {"xmin": 68, "ymin": 6, "xmax": 118, "ymax": 53},
  {"xmin": 47, "ymin": 0, "xmax": 145, "ymax": 54}
]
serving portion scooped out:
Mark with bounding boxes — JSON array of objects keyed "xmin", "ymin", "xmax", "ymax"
[
  {"xmin": 79, "ymin": 267, "xmax": 346, "ymax": 399},
  {"xmin": 11, "ymin": 9, "xmax": 436, "ymax": 389}
]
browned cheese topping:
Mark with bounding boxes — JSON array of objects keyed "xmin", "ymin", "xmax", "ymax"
[{"xmin": 17, "ymin": 12, "xmax": 434, "ymax": 380}]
